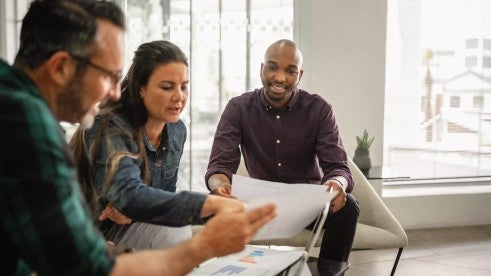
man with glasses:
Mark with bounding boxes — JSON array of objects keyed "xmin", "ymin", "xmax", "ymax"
[{"xmin": 0, "ymin": 1, "xmax": 275, "ymax": 275}]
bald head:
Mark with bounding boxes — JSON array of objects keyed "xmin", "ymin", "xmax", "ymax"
[{"xmin": 264, "ymin": 39, "xmax": 303, "ymax": 69}]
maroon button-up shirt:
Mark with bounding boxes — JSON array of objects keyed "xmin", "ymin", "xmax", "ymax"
[{"xmin": 205, "ymin": 88, "xmax": 353, "ymax": 192}]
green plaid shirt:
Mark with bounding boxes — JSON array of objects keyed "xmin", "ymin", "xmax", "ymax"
[{"xmin": 0, "ymin": 60, "xmax": 114, "ymax": 275}]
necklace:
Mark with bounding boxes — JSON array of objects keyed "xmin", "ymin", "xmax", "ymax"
[{"xmin": 154, "ymin": 132, "xmax": 162, "ymax": 148}]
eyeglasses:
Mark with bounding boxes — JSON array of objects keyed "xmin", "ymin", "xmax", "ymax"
[{"xmin": 70, "ymin": 54, "xmax": 123, "ymax": 87}]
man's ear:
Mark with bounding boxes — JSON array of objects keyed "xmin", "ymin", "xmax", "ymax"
[
  {"xmin": 298, "ymin": 69, "xmax": 304, "ymax": 85},
  {"xmin": 46, "ymin": 51, "xmax": 76, "ymax": 86}
]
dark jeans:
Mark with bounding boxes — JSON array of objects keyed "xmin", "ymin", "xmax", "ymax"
[{"xmin": 307, "ymin": 193, "xmax": 359, "ymax": 262}]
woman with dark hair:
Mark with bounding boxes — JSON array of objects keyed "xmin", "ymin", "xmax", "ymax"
[{"xmin": 71, "ymin": 40, "xmax": 211, "ymax": 249}]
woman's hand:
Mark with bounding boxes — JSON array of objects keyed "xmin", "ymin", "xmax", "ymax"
[{"xmin": 99, "ymin": 204, "xmax": 133, "ymax": 224}]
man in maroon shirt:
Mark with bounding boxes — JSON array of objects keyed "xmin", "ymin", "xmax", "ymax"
[{"xmin": 206, "ymin": 39, "xmax": 359, "ymax": 268}]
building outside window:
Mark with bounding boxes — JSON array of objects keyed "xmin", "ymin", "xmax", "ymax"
[{"xmin": 385, "ymin": 0, "xmax": 491, "ymax": 183}]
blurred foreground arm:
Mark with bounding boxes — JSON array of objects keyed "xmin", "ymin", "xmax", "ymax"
[
  {"xmin": 110, "ymin": 203, "xmax": 276, "ymax": 275},
  {"xmin": 101, "ymin": 192, "xmax": 255, "ymax": 225}
]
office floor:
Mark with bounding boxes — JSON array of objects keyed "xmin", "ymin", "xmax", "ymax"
[{"xmin": 344, "ymin": 224, "xmax": 491, "ymax": 275}]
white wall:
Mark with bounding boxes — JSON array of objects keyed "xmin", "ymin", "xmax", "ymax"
[
  {"xmin": 295, "ymin": 0, "xmax": 386, "ymax": 165},
  {"xmin": 295, "ymin": 0, "xmax": 491, "ymax": 230}
]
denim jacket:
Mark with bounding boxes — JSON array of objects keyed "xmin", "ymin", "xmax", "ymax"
[{"xmin": 84, "ymin": 114, "xmax": 206, "ymax": 240}]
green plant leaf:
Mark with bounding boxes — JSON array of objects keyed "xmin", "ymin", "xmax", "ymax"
[{"xmin": 355, "ymin": 129, "xmax": 375, "ymax": 150}]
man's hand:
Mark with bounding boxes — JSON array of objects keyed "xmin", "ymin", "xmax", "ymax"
[
  {"xmin": 322, "ymin": 179, "xmax": 347, "ymax": 213},
  {"xmin": 208, "ymin": 173, "xmax": 235, "ymax": 198},
  {"xmin": 211, "ymin": 184, "xmax": 235, "ymax": 198},
  {"xmin": 99, "ymin": 204, "xmax": 132, "ymax": 224},
  {"xmin": 196, "ymin": 203, "xmax": 277, "ymax": 257}
]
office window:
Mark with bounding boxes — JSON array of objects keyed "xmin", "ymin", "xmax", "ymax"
[
  {"xmin": 465, "ymin": 56, "xmax": 478, "ymax": 67},
  {"xmin": 483, "ymin": 56, "xmax": 491, "ymax": 68},
  {"xmin": 484, "ymin": 38, "xmax": 491, "ymax": 50},
  {"xmin": 466, "ymin": 38, "xmax": 479, "ymax": 49},
  {"xmin": 449, "ymin": 96, "xmax": 460, "ymax": 108},
  {"xmin": 473, "ymin": 96, "xmax": 484, "ymax": 109},
  {"xmin": 385, "ymin": 0, "xmax": 491, "ymax": 181},
  {"xmin": 120, "ymin": 0, "xmax": 293, "ymax": 192}
]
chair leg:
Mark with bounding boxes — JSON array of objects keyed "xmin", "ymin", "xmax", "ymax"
[{"xmin": 390, "ymin": 247, "xmax": 404, "ymax": 276}]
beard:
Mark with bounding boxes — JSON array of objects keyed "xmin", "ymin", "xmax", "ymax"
[
  {"xmin": 56, "ymin": 73, "xmax": 95, "ymax": 129},
  {"xmin": 265, "ymin": 87, "xmax": 289, "ymax": 102},
  {"xmin": 262, "ymin": 81, "xmax": 295, "ymax": 105},
  {"xmin": 78, "ymin": 105, "xmax": 99, "ymax": 129}
]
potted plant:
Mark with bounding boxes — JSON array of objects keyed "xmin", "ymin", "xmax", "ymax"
[{"xmin": 353, "ymin": 129, "xmax": 374, "ymax": 175}]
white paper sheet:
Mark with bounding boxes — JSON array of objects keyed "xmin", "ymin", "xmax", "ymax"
[{"xmin": 231, "ymin": 174, "xmax": 335, "ymax": 241}]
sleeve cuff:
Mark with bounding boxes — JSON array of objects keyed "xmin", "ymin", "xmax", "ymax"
[{"xmin": 328, "ymin": 176, "xmax": 347, "ymax": 191}]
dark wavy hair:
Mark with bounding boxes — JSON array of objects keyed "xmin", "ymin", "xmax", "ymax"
[{"xmin": 71, "ymin": 40, "xmax": 188, "ymax": 209}]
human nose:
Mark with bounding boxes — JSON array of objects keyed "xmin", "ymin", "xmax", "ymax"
[
  {"xmin": 172, "ymin": 88, "xmax": 187, "ymax": 102},
  {"xmin": 106, "ymin": 83, "xmax": 121, "ymax": 102},
  {"xmin": 273, "ymin": 70, "xmax": 287, "ymax": 82}
]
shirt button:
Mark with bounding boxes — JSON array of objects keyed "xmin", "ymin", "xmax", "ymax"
[
  {"xmin": 162, "ymin": 147, "xmax": 166, "ymax": 151},
  {"xmin": 276, "ymin": 115, "xmax": 280, "ymax": 119},
  {"xmin": 276, "ymin": 140, "xmax": 280, "ymax": 143},
  {"xmin": 155, "ymin": 160, "xmax": 163, "ymax": 167},
  {"xmin": 278, "ymin": 163, "xmax": 282, "ymax": 167}
]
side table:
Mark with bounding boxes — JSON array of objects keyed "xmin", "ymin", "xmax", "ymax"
[{"xmin": 364, "ymin": 165, "xmax": 409, "ymax": 196}]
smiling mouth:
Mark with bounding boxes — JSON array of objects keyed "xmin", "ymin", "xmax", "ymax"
[{"xmin": 270, "ymin": 84, "xmax": 287, "ymax": 94}]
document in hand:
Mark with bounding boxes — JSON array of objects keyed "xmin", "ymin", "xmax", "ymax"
[{"xmin": 231, "ymin": 174, "xmax": 335, "ymax": 241}]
